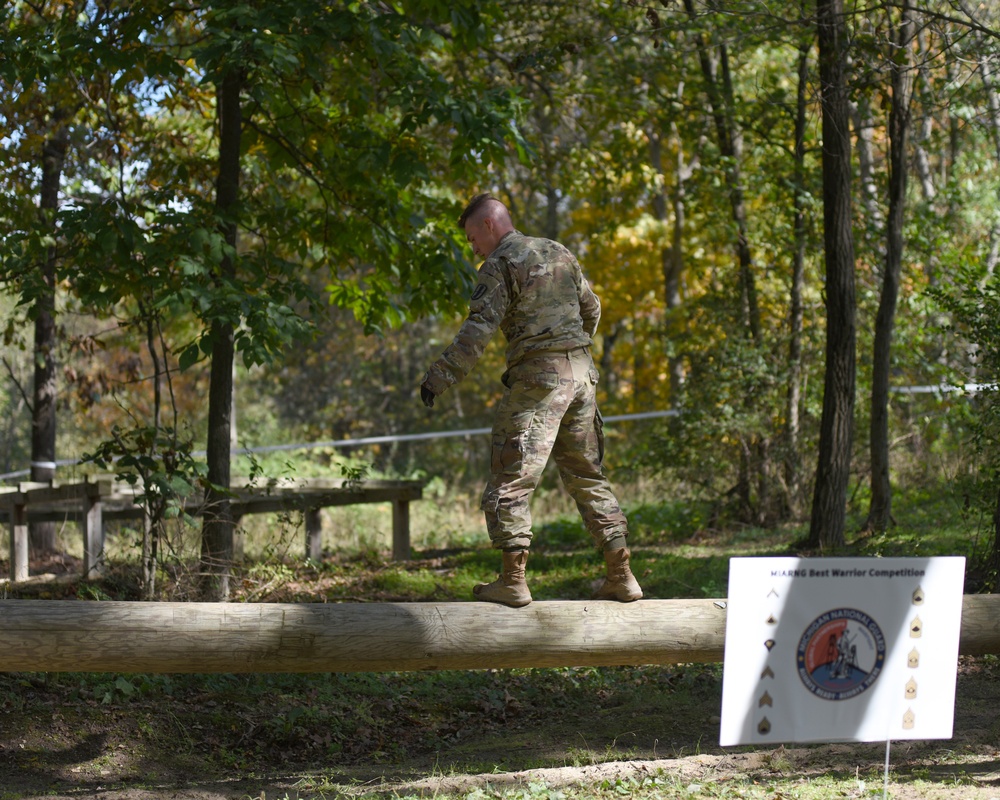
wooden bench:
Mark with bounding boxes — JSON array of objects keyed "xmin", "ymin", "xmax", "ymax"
[{"xmin": 0, "ymin": 476, "xmax": 424, "ymax": 582}]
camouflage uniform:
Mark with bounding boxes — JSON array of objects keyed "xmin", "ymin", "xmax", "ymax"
[{"xmin": 423, "ymin": 231, "xmax": 630, "ymax": 551}]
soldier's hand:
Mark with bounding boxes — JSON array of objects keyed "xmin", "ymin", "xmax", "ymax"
[{"xmin": 420, "ymin": 384, "xmax": 436, "ymax": 408}]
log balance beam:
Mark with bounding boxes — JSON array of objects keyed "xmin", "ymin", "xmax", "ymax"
[{"xmin": 1, "ymin": 595, "xmax": 998, "ymax": 674}]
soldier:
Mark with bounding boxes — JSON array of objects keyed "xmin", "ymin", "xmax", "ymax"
[{"xmin": 420, "ymin": 194, "xmax": 642, "ymax": 608}]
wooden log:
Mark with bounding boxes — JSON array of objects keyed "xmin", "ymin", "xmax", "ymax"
[
  {"xmin": 958, "ymin": 592, "xmax": 1000, "ymax": 656},
  {"xmin": 0, "ymin": 595, "xmax": 997, "ymax": 675},
  {"xmin": 0, "ymin": 598, "xmax": 726, "ymax": 673}
]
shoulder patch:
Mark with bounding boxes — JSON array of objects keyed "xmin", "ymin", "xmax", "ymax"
[{"xmin": 470, "ymin": 284, "xmax": 488, "ymax": 301}]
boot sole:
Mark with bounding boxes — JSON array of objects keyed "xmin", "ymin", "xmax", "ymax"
[
  {"xmin": 592, "ymin": 588, "xmax": 643, "ymax": 602},
  {"xmin": 473, "ymin": 585, "xmax": 532, "ymax": 608}
]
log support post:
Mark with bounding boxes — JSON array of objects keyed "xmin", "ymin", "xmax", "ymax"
[
  {"xmin": 232, "ymin": 512, "xmax": 244, "ymax": 562},
  {"xmin": 305, "ymin": 508, "xmax": 323, "ymax": 561},
  {"xmin": 82, "ymin": 490, "xmax": 104, "ymax": 579},
  {"xmin": 10, "ymin": 501, "xmax": 28, "ymax": 583},
  {"xmin": 392, "ymin": 499, "xmax": 410, "ymax": 562}
]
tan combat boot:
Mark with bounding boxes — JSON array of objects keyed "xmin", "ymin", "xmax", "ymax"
[
  {"xmin": 593, "ymin": 547, "xmax": 643, "ymax": 602},
  {"xmin": 473, "ymin": 549, "xmax": 532, "ymax": 608}
]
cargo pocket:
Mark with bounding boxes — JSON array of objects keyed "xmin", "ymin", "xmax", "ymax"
[
  {"xmin": 492, "ymin": 409, "xmax": 534, "ymax": 476},
  {"xmin": 594, "ymin": 406, "xmax": 606, "ymax": 464}
]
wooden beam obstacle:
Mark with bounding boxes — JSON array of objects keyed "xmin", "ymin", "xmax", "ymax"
[{"xmin": 1, "ymin": 594, "xmax": 998, "ymax": 674}]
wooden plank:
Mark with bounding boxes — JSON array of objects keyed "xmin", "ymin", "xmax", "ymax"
[
  {"xmin": 0, "ymin": 479, "xmax": 115, "ymax": 514},
  {"xmin": 0, "ymin": 479, "xmax": 422, "ymax": 518},
  {"xmin": 30, "ymin": 509, "xmax": 133, "ymax": 523},
  {"xmin": 228, "ymin": 496, "xmax": 407, "ymax": 517},
  {"xmin": 230, "ymin": 477, "xmax": 422, "ymax": 492},
  {"xmin": 0, "ymin": 506, "xmax": 143, "ymax": 524},
  {"xmin": 1, "ymin": 594, "xmax": 997, "ymax": 674},
  {"xmin": 12, "ymin": 482, "xmax": 88, "ymax": 505},
  {"xmin": 5, "ymin": 490, "xmax": 421, "ymax": 521},
  {"xmin": 14, "ymin": 482, "xmax": 49, "ymax": 495}
]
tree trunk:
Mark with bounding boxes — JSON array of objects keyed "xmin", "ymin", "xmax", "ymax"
[
  {"xmin": 865, "ymin": 4, "xmax": 915, "ymax": 535},
  {"xmin": 667, "ymin": 122, "xmax": 688, "ymax": 401},
  {"xmin": 808, "ymin": 0, "xmax": 857, "ymax": 551},
  {"xmin": 784, "ymin": 35, "xmax": 810, "ymax": 518},
  {"xmin": 977, "ymin": 25, "xmax": 1000, "ymax": 583},
  {"xmin": 29, "ymin": 126, "xmax": 70, "ymax": 557},
  {"xmin": 978, "ymin": 47, "xmax": 1000, "ymax": 282},
  {"xmin": 599, "ymin": 321, "xmax": 623, "ymax": 400},
  {"xmin": 851, "ymin": 95, "xmax": 884, "ymax": 245},
  {"xmin": 912, "ymin": 68, "xmax": 937, "ymax": 205},
  {"xmin": 199, "ymin": 67, "xmax": 242, "ymax": 601},
  {"xmin": 651, "ymin": 104, "xmax": 695, "ymax": 406},
  {"xmin": 683, "ymin": 0, "xmax": 760, "ymax": 342},
  {"xmin": 991, "ymin": 485, "xmax": 1000, "ymax": 593},
  {"xmin": 913, "ymin": 36, "xmax": 940, "ymax": 295},
  {"xmin": 543, "ymin": 183, "xmax": 559, "ymax": 242},
  {"xmin": 683, "ymin": 0, "xmax": 764, "ymax": 520},
  {"xmin": 141, "ymin": 310, "xmax": 164, "ymax": 599}
]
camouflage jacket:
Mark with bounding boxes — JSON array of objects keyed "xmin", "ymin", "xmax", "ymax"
[{"xmin": 423, "ymin": 231, "xmax": 601, "ymax": 396}]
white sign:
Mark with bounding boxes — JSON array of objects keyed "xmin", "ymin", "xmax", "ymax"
[{"xmin": 719, "ymin": 557, "xmax": 965, "ymax": 746}]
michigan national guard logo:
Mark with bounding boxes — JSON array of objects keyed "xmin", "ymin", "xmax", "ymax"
[{"xmin": 797, "ymin": 608, "xmax": 887, "ymax": 701}]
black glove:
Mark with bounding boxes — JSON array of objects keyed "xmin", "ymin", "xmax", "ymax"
[{"xmin": 420, "ymin": 384, "xmax": 436, "ymax": 408}]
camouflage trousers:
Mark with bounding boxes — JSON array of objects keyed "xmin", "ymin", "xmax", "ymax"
[{"xmin": 481, "ymin": 347, "xmax": 630, "ymax": 551}]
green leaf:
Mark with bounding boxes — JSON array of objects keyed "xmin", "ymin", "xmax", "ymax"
[{"xmin": 178, "ymin": 343, "xmax": 201, "ymax": 372}]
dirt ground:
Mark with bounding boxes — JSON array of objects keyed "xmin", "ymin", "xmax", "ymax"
[
  {"xmin": 1, "ymin": 655, "xmax": 998, "ymax": 800},
  {"xmin": 2, "ymin": 732, "xmax": 999, "ymax": 799}
]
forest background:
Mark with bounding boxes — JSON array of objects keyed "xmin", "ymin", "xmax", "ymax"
[{"xmin": 3, "ymin": 0, "xmax": 1000, "ymax": 600}]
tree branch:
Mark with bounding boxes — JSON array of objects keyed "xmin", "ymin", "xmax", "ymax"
[{"xmin": 2, "ymin": 357, "xmax": 35, "ymax": 415}]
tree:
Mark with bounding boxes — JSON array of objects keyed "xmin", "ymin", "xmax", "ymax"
[
  {"xmin": 3, "ymin": 0, "xmax": 215, "ymax": 589},
  {"xmin": 784, "ymin": 7, "xmax": 814, "ymax": 518},
  {"xmin": 681, "ymin": 0, "xmax": 761, "ymax": 343},
  {"xmin": 199, "ymin": 45, "xmax": 243, "ymax": 601},
  {"xmin": 864, "ymin": 2, "xmax": 916, "ymax": 534},
  {"xmin": 29, "ymin": 120, "xmax": 67, "ymax": 554},
  {"xmin": 1, "ymin": 1, "xmax": 86, "ymax": 555},
  {"xmin": 808, "ymin": 0, "xmax": 858, "ymax": 550}
]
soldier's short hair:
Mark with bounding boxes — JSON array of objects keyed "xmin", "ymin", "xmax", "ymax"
[{"xmin": 459, "ymin": 193, "xmax": 503, "ymax": 229}]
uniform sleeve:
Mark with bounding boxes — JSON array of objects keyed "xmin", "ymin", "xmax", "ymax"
[
  {"xmin": 422, "ymin": 262, "xmax": 510, "ymax": 395},
  {"xmin": 579, "ymin": 273, "xmax": 601, "ymax": 338}
]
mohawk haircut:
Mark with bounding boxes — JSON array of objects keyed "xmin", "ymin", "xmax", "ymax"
[{"xmin": 458, "ymin": 193, "xmax": 499, "ymax": 229}]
